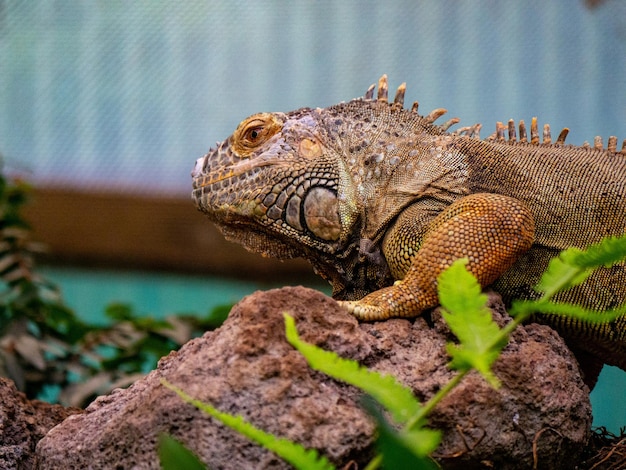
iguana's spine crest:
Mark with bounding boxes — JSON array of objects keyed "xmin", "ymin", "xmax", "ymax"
[{"xmin": 365, "ymin": 75, "xmax": 626, "ymax": 154}]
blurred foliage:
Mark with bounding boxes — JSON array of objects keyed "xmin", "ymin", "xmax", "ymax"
[
  {"xmin": 0, "ymin": 167, "xmax": 229, "ymax": 407},
  {"xmin": 157, "ymin": 433, "xmax": 206, "ymax": 470}
]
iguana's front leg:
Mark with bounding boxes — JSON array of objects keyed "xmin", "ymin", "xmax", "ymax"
[{"xmin": 340, "ymin": 193, "xmax": 535, "ymax": 321}]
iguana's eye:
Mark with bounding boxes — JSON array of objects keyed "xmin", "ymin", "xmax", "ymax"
[
  {"xmin": 244, "ymin": 126, "xmax": 263, "ymax": 144},
  {"xmin": 233, "ymin": 113, "xmax": 283, "ymax": 156}
]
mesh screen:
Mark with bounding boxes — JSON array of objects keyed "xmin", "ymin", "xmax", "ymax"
[{"xmin": 0, "ymin": 1, "xmax": 625, "ymax": 195}]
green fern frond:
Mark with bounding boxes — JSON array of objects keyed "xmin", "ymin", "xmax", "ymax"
[
  {"xmin": 157, "ymin": 433, "xmax": 206, "ymax": 470},
  {"xmin": 362, "ymin": 396, "xmax": 440, "ymax": 470},
  {"xmin": 437, "ymin": 259, "xmax": 506, "ymax": 388},
  {"xmin": 162, "ymin": 379, "xmax": 335, "ymax": 470},
  {"xmin": 567, "ymin": 235, "xmax": 626, "ymax": 268},
  {"xmin": 283, "ymin": 313, "xmax": 422, "ymax": 425},
  {"xmin": 536, "ymin": 235, "xmax": 626, "ymax": 298},
  {"xmin": 511, "ymin": 298, "xmax": 626, "ymax": 324}
]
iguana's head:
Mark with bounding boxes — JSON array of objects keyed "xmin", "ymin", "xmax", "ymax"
[
  {"xmin": 191, "ymin": 75, "xmax": 454, "ymax": 258},
  {"xmin": 191, "ymin": 105, "xmax": 361, "ymax": 261},
  {"xmin": 191, "ymin": 75, "xmax": 454, "ymax": 297}
]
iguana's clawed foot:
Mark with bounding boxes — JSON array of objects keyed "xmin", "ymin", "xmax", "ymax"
[
  {"xmin": 338, "ymin": 281, "xmax": 433, "ymax": 321},
  {"xmin": 338, "ymin": 299, "xmax": 390, "ymax": 321}
]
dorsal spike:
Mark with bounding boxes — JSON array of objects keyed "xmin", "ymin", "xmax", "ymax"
[
  {"xmin": 507, "ymin": 119, "xmax": 517, "ymax": 142},
  {"xmin": 424, "ymin": 108, "xmax": 447, "ymax": 124},
  {"xmin": 621, "ymin": 139, "xmax": 626, "ymax": 154},
  {"xmin": 583, "ymin": 141, "xmax": 590, "ymax": 148},
  {"xmin": 519, "ymin": 120, "xmax": 528, "ymax": 143},
  {"xmin": 455, "ymin": 124, "xmax": 481, "ymax": 138},
  {"xmin": 377, "ymin": 75, "xmax": 388, "ymax": 102},
  {"xmin": 594, "ymin": 136, "xmax": 603, "ymax": 150},
  {"xmin": 496, "ymin": 122, "xmax": 506, "ymax": 141},
  {"xmin": 471, "ymin": 123, "xmax": 482, "ymax": 139},
  {"xmin": 530, "ymin": 118, "xmax": 539, "ymax": 144},
  {"xmin": 411, "ymin": 101, "xmax": 419, "ymax": 113},
  {"xmin": 454, "ymin": 126, "xmax": 471, "ymax": 136},
  {"xmin": 364, "ymin": 83, "xmax": 375, "ymax": 100},
  {"xmin": 556, "ymin": 128, "xmax": 569, "ymax": 144},
  {"xmin": 608, "ymin": 136, "xmax": 617, "ymax": 153},
  {"xmin": 543, "ymin": 124, "xmax": 552, "ymax": 144},
  {"xmin": 440, "ymin": 117, "xmax": 460, "ymax": 131},
  {"xmin": 393, "ymin": 83, "xmax": 406, "ymax": 106}
]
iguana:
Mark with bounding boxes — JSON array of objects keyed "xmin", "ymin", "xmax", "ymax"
[{"xmin": 191, "ymin": 75, "xmax": 625, "ymax": 385}]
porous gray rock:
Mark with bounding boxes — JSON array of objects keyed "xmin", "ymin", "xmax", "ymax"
[
  {"xmin": 35, "ymin": 286, "xmax": 592, "ymax": 469},
  {"xmin": 0, "ymin": 377, "xmax": 81, "ymax": 470}
]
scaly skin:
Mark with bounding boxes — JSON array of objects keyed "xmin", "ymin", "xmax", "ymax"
[
  {"xmin": 342, "ymin": 192, "xmax": 535, "ymax": 320},
  {"xmin": 192, "ymin": 75, "xmax": 626, "ymax": 382}
]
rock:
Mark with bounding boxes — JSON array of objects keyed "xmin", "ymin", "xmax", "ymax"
[
  {"xmin": 0, "ymin": 377, "xmax": 81, "ymax": 470},
  {"xmin": 35, "ymin": 286, "xmax": 591, "ymax": 469}
]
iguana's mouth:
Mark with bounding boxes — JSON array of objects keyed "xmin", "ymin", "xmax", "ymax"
[{"xmin": 192, "ymin": 154, "xmax": 283, "ymax": 189}]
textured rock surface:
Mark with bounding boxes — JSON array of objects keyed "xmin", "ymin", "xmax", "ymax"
[
  {"xmin": 0, "ymin": 378, "xmax": 81, "ymax": 470},
  {"xmin": 35, "ymin": 286, "xmax": 591, "ymax": 469}
]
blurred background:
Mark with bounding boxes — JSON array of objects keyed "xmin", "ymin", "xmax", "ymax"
[{"xmin": 0, "ymin": 1, "xmax": 624, "ymax": 429}]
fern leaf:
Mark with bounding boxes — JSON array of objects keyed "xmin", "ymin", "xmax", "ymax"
[
  {"xmin": 284, "ymin": 314, "xmax": 422, "ymax": 425},
  {"xmin": 437, "ymin": 259, "xmax": 505, "ymax": 388},
  {"xmin": 568, "ymin": 234, "xmax": 626, "ymax": 268},
  {"xmin": 362, "ymin": 396, "xmax": 440, "ymax": 470},
  {"xmin": 535, "ymin": 248, "xmax": 593, "ymax": 298},
  {"xmin": 511, "ymin": 299, "xmax": 626, "ymax": 324},
  {"xmin": 162, "ymin": 379, "xmax": 335, "ymax": 470},
  {"xmin": 157, "ymin": 433, "xmax": 206, "ymax": 470},
  {"xmin": 536, "ymin": 235, "xmax": 626, "ymax": 298}
]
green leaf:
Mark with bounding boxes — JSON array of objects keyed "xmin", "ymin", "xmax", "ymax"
[
  {"xmin": 157, "ymin": 433, "xmax": 206, "ymax": 470},
  {"xmin": 511, "ymin": 299, "xmax": 626, "ymax": 324},
  {"xmin": 105, "ymin": 303, "xmax": 137, "ymax": 322},
  {"xmin": 568, "ymin": 235, "xmax": 626, "ymax": 268},
  {"xmin": 162, "ymin": 380, "xmax": 335, "ymax": 470},
  {"xmin": 536, "ymin": 235, "xmax": 626, "ymax": 298},
  {"xmin": 437, "ymin": 259, "xmax": 505, "ymax": 388},
  {"xmin": 284, "ymin": 313, "xmax": 422, "ymax": 425},
  {"xmin": 362, "ymin": 396, "xmax": 440, "ymax": 470},
  {"xmin": 535, "ymin": 248, "xmax": 593, "ymax": 298},
  {"xmin": 199, "ymin": 304, "xmax": 231, "ymax": 330}
]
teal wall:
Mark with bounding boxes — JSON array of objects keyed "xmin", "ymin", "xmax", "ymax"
[
  {"xmin": 592, "ymin": 366, "xmax": 626, "ymax": 434},
  {"xmin": 39, "ymin": 266, "xmax": 285, "ymax": 325}
]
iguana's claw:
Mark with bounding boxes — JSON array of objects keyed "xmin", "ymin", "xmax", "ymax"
[
  {"xmin": 338, "ymin": 300, "xmax": 391, "ymax": 321},
  {"xmin": 338, "ymin": 283, "xmax": 420, "ymax": 321}
]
